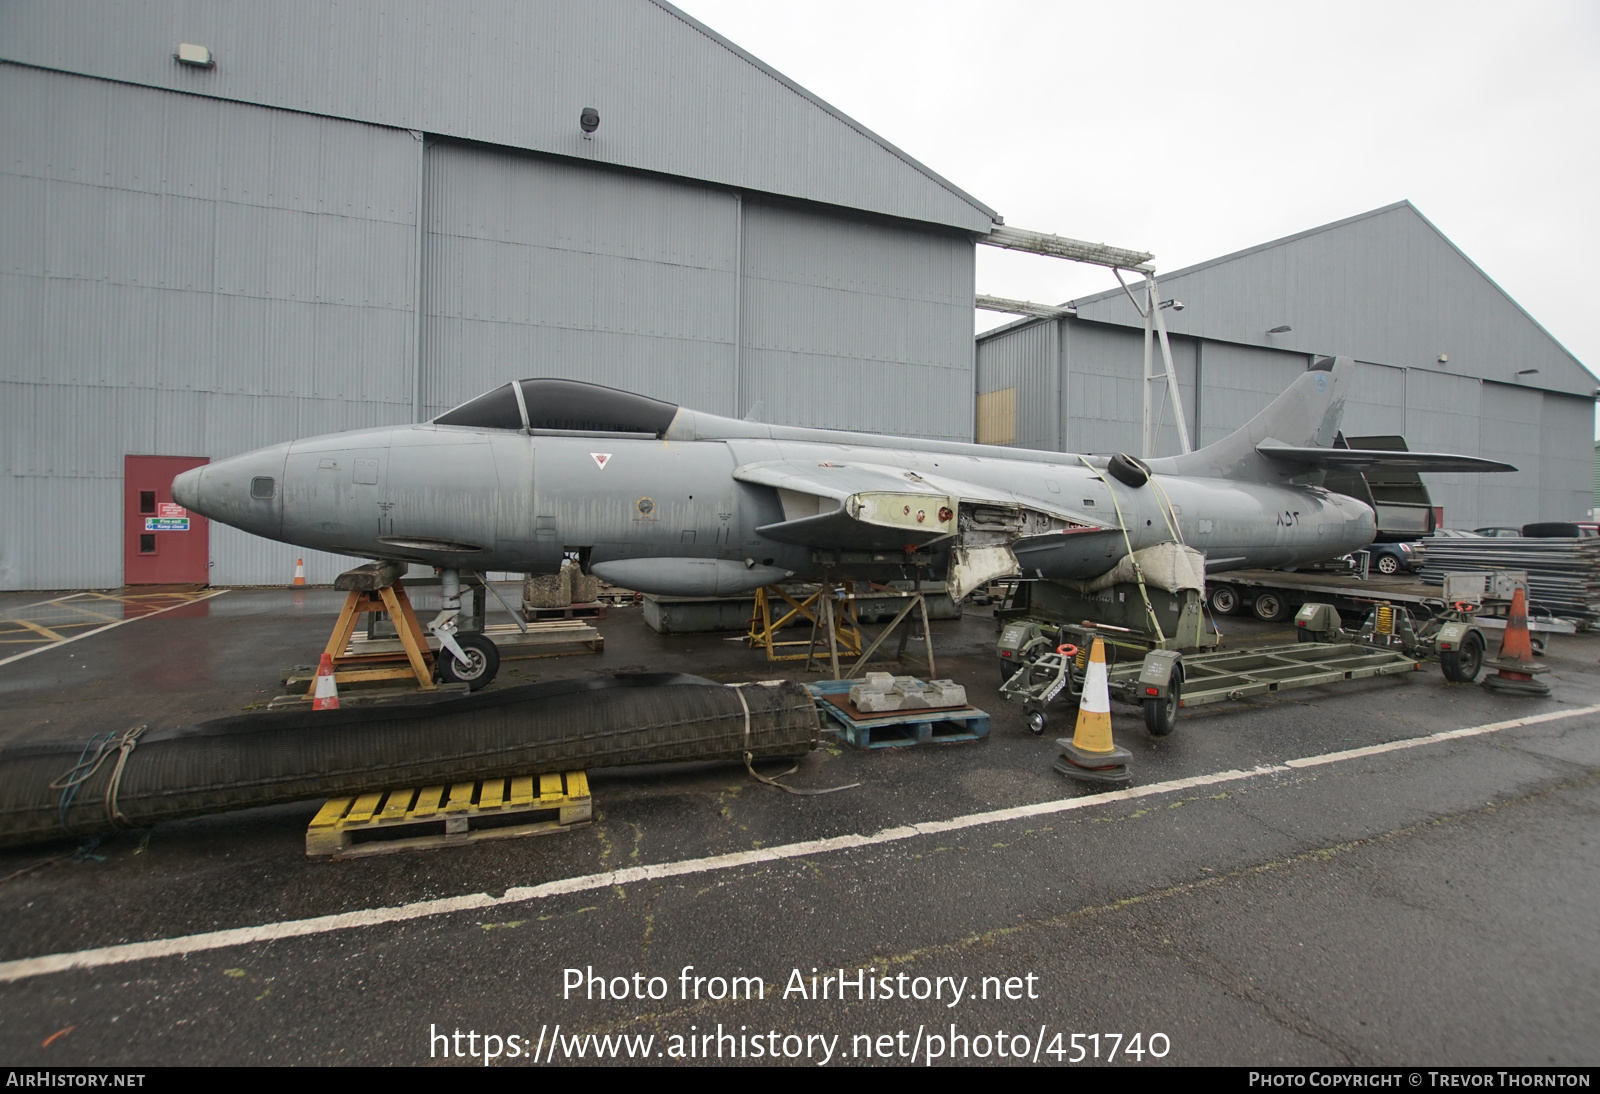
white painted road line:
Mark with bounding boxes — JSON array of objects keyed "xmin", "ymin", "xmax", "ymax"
[
  {"xmin": 0, "ymin": 590, "xmax": 229, "ymax": 668},
  {"xmin": 1, "ymin": 701, "xmax": 1597, "ymax": 985}
]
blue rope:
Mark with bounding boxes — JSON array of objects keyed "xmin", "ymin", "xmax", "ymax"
[{"xmin": 52, "ymin": 731, "xmax": 119, "ymax": 828}]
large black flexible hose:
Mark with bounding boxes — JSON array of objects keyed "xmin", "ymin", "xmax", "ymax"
[{"xmin": 0, "ymin": 675, "xmax": 819, "ymax": 849}]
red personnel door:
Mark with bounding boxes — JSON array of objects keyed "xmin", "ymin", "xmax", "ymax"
[{"xmin": 124, "ymin": 455, "xmax": 210, "ymax": 586}]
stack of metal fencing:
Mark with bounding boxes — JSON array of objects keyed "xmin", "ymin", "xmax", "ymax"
[{"xmin": 1419, "ymin": 537, "xmax": 1600, "ymax": 621}]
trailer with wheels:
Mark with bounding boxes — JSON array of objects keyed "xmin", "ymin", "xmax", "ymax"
[
  {"xmin": 999, "ymin": 621, "xmax": 1424, "ymax": 738},
  {"xmin": 1205, "ymin": 568, "xmax": 1441, "ymax": 623},
  {"xmin": 998, "ymin": 580, "xmax": 1521, "ymax": 738}
]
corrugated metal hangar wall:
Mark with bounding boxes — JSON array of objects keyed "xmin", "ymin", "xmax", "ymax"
[
  {"xmin": 0, "ymin": 0, "xmax": 990, "ymax": 590},
  {"xmin": 977, "ymin": 204, "xmax": 1598, "ymax": 531}
]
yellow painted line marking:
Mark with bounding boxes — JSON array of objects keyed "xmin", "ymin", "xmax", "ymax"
[
  {"xmin": 12, "ymin": 619, "xmax": 68, "ymax": 643},
  {"xmin": 37, "ymin": 607, "xmax": 122, "ymax": 624},
  {"xmin": 2, "ymin": 703, "xmax": 1596, "ymax": 984},
  {"xmin": 0, "ymin": 590, "xmax": 227, "ymax": 668}
]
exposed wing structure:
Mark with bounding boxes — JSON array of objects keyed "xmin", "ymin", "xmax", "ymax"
[
  {"xmin": 732, "ymin": 459, "xmax": 1111, "ymax": 596},
  {"xmin": 1255, "ymin": 442, "xmax": 1517, "ymax": 474}
]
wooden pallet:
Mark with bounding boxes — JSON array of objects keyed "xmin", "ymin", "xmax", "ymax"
[
  {"xmin": 333, "ymin": 619, "xmax": 604, "ymax": 666},
  {"xmin": 521, "ymin": 602, "xmax": 609, "ymax": 621},
  {"xmin": 805, "ymin": 681, "xmax": 990, "ymax": 749},
  {"xmin": 306, "ymin": 771, "xmax": 591, "ymax": 859}
]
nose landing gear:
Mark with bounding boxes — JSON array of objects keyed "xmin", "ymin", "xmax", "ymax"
[{"xmin": 428, "ymin": 567, "xmax": 501, "ymax": 691}]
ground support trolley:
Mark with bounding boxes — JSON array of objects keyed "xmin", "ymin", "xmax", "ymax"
[{"xmin": 1000, "ymin": 626, "xmax": 1423, "ymax": 738}]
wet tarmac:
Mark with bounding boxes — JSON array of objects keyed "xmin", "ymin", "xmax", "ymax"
[{"xmin": 0, "ymin": 586, "xmax": 1596, "ymax": 1066}]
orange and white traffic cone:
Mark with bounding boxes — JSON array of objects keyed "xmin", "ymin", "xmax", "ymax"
[
  {"xmin": 1482, "ymin": 587, "xmax": 1551, "ymax": 697},
  {"xmin": 311, "ymin": 652, "xmax": 340, "ymax": 710},
  {"xmin": 1054, "ymin": 637, "xmax": 1132, "ymax": 785},
  {"xmin": 292, "ymin": 558, "xmax": 307, "ymax": 587}
]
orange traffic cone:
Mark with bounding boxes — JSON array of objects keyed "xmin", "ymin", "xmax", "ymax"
[
  {"xmin": 292, "ymin": 558, "xmax": 307, "ymax": 586},
  {"xmin": 1482, "ymin": 587, "xmax": 1551, "ymax": 697},
  {"xmin": 1054, "ymin": 637, "xmax": 1132, "ymax": 785},
  {"xmin": 311, "ymin": 652, "xmax": 340, "ymax": 710}
]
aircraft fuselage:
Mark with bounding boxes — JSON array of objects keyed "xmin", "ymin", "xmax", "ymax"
[{"xmin": 176, "ymin": 421, "xmax": 1376, "ymax": 594}]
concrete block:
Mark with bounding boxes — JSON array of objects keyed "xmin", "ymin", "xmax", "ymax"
[
  {"xmin": 522, "ymin": 570, "xmax": 570, "ymax": 609},
  {"xmin": 853, "ymin": 690, "xmax": 904, "ymax": 713}
]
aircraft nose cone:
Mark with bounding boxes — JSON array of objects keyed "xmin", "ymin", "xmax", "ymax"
[
  {"xmin": 171, "ymin": 466, "xmax": 203, "ymax": 511},
  {"xmin": 184, "ymin": 442, "xmax": 291, "ymax": 540}
]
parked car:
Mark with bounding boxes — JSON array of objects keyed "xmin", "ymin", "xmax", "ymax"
[
  {"xmin": 1521, "ymin": 521, "xmax": 1597, "ymax": 538},
  {"xmin": 1368, "ymin": 540, "xmax": 1424, "ymax": 575},
  {"xmin": 1473, "ymin": 526, "xmax": 1523, "ymax": 538},
  {"xmin": 1429, "ymin": 529, "xmax": 1484, "ymax": 538}
]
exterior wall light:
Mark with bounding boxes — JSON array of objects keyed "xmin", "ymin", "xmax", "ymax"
[
  {"xmin": 1267, "ymin": 325, "xmax": 1291, "ymax": 334},
  {"xmin": 175, "ymin": 43, "xmax": 214, "ymax": 68},
  {"xmin": 580, "ymin": 107, "xmax": 600, "ymax": 137}
]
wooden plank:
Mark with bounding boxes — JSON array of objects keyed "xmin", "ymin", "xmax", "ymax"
[
  {"xmin": 309, "ymin": 799, "xmax": 352, "ymax": 829},
  {"xmin": 509, "ymin": 776, "xmax": 535, "ymax": 806},
  {"xmin": 345, "ymin": 792, "xmax": 384, "ymax": 824},
  {"xmin": 319, "ymin": 816, "xmax": 589, "ymax": 860},
  {"xmin": 330, "ymin": 667, "xmax": 425, "ymax": 684},
  {"xmin": 379, "ymin": 789, "xmax": 416, "ymax": 820},
  {"xmin": 316, "ymin": 592, "xmax": 364, "ymax": 687},
  {"xmin": 564, "ymin": 771, "xmax": 590, "ymax": 799},
  {"xmin": 539, "ymin": 773, "xmax": 564, "ymax": 802},
  {"xmin": 305, "ymin": 826, "xmax": 349, "ymax": 857},
  {"xmin": 380, "ymin": 583, "xmax": 435, "ymax": 688},
  {"xmin": 412, "ymin": 786, "xmax": 446, "ymax": 818},
  {"xmin": 478, "ymin": 779, "xmax": 507, "ymax": 811},
  {"xmin": 445, "ymin": 782, "xmax": 476, "ymax": 812}
]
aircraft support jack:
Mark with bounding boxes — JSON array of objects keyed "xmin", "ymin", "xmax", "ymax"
[{"xmin": 311, "ymin": 561, "xmax": 437, "ymax": 694}]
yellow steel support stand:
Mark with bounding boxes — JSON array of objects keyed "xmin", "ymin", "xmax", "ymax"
[{"xmin": 746, "ymin": 583, "xmax": 863, "ymax": 665}]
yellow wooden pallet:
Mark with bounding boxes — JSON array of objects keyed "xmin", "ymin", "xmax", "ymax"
[{"xmin": 306, "ymin": 771, "xmax": 591, "ymax": 859}]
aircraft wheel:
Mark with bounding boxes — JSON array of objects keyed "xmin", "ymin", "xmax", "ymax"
[
  {"xmin": 1107, "ymin": 453, "xmax": 1151, "ymax": 488},
  {"xmin": 1210, "ymin": 584, "xmax": 1240, "ymax": 616},
  {"xmin": 1440, "ymin": 631, "xmax": 1485, "ymax": 683},
  {"xmin": 438, "ymin": 633, "xmax": 500, "ymax": 690},
  {"xmin": 1252, "ymin": 591, "xmax": 1290, "ymax": 622},
  {"xmin": 1375, "ymin": 553, "xmax": 1401, "ymax": 575},
  {"xmin": 1143, "ymin": 672, "xmax": 1181, "ymax": 737}
]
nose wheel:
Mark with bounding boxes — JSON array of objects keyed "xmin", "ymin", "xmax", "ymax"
[{"xmin": 436, "ymin": 632, "xmax": 500, "ymax": 690}]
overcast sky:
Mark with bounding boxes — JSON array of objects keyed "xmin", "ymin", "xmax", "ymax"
[{"xmin": 677, "ymin": 0, "xmax": 1600, "ymax": 437}]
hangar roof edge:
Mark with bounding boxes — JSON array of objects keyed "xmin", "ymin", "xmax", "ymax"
[
  {"xmin": 0, "ymin": 0, "xmax": 999, "ymax": 233},
  {"xmin": 980, "ymin": 201, "xmax": 1596, "ymax": 398}
]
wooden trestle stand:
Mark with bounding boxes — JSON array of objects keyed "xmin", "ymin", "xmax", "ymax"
[{"xmin": 312, "ymin": 560, "xmax": 437, "ymax": 695}]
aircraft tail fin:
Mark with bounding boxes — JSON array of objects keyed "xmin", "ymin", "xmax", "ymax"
[{"xmin": 1160, "ymin": 355, "xmax": 1348, "ymax": 483}]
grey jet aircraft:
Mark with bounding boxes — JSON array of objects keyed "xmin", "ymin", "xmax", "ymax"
[{"xmin": 173, "ymin": 356, "xmax": 1512, "ymax": 676}]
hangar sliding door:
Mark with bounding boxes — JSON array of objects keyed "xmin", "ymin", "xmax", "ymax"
[{"xmin": 418, "ymin": 141, "xmax": 740, "ymax": 421}]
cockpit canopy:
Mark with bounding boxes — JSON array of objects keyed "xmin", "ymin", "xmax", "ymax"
[{"xmin": 434, "ymin": 379, "xmax": 679, "ymax": 437}]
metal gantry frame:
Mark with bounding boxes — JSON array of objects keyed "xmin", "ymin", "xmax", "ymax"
[{"xmin": 976, "ymin": 226, "xmax": 1192, "ymax": 460}]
